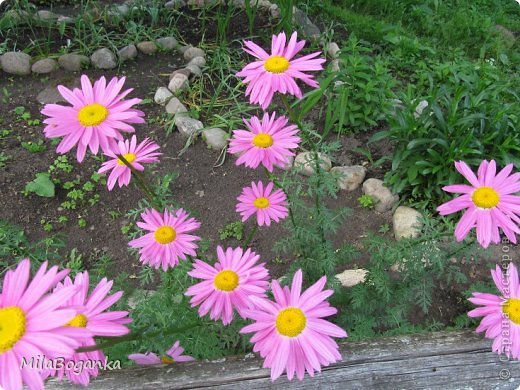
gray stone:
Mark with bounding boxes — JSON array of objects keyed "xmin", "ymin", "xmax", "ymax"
[
  {"xmin": 168, "ymin": 73, "xmax": 189, "ymax": 94},
  {"xmin": 165, "ymin": 97, "xmax": 188, "ymax": 115},
  {"xmin": 331, "ymin": 165, "xmax": 366, "ymax": 191},
  {"xmin": 175, "ymin": 116, "xmax": 203, "ymax": 139},
  {"xmin": 393, "ymin": 206, "xmax": 423, "ymax": 241},
  {"xmin": 58, "ymin": 53, "xmax": 90, "ymax": 71},
  {"xmin": 178, "ymin": 45, "xmax": 192, "ymax": 55},
  {"xmin": 183, "ymin": 47, "xmax": 205, "ymax": 62},
  {"xmin": 187, "ymin": 56, "xmax": 206, "ymax": 67},
  {"xmin": 335, "ymin": 269, "xmax": 368, "ymax": 288},
  {"xmin": 56, "ymin": 15, "xmax": 75, "ymax": 24},
  {"xmin": 169, "ymin": 68, "xmax": 191, "ymax": 80},
  {"xmin": 165, "ymin": 0, "xmax": 186, "ymax": 9},
  {"xmin": 118, "ymin": 44, "xmax": 138, "ymax": 62},
  {"xmin": 156, "ymin": 37, "xmax": 179, "ymax": 51},
  {"xmin": 293, "ymin": 7, "xmax": 320, "ymax": 38},
  {"xmin": 185, "ymin": 64, "xmax": 202, "ymax": 77},
  {"xmin": 136, "ymin": 41, "xmax": 157, "ymax": 55},
  {"xmin": 327, "ymin": 42, "xmax": 340, "ymax": 58},
  {"xmin": 362, "ymin": 178, "xmax": 399, "ymax": 213},
  {"xmin": 294, "ymin": 152, "xmax": 332, "ymax": 176},
  {"xmin": 0, "ymin": 52, "xmax": 31, "ymax": 75},
  {"xmin": 115, "ymin": 4, "xmax": 130, "ymax": 16},
  {"xmin": 154, "ymin": 87, "xmax": 173, "ymax": 105},
  {"xmin": 331, "ymin": 59, "xmax": 340, "ymax": 72},
  {"xmin": 269, "ymin": 4, "xmax": 280, "ymax": 19},
  {"xmin": 414, "ymin": 100, "xmax": 428, "ymax": 118},
  {"xmin": 34, "ymin": 10, "xmax": 58, "ymax": 21},
  {"xmin": 279, "ymin": 155, "xmax": 294, "ymax": 171},
  {"xmin": 31, "ymin": 58, "xmax": 58, "ymax": 74},
  {"xmin": 202, "ymin": 128, "xmax": 229, "ymax": 150},
  {"xmin": 90, "ymin": 48, "xmax": 117, "ymax": 69}
]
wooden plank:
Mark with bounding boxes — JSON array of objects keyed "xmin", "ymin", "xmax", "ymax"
[{"xmin": 46, "ymin": 330, "xmax": 520, "ymax": 389}]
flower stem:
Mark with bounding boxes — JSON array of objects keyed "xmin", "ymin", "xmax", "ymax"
[
  {"xmin": 243, "ymin": 225, "xmax": 258, "ymax": 248},
  {"xmin": 76, "ymin": 323, "xmax": 201, "ymax": 353},
  {"xmin": 117, "ymin": 154, "xmax": 158, "ymax": 206}
]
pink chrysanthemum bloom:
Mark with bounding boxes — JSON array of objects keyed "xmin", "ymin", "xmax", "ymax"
[
  {"xmin": 236, "ymin": 31, "xmax": 325, "ymax": 109},
  {"xmin": 129, "ymin": 208, "xmax": 201, "ymax": 271},
  {"xmin": 228, "ymin": 112, "xmax": 300, "ymax": 172},
  {"xmin": 241, "ymin": 269, "xmax": 347, "ymax": 381},
  {"xmin": 42, "ymin": 74, "xmax": 145, "ymax": 162},
  {"xmin": 437, "ymin": 160, "xmax": 520, "ymax": 248},
  {"xmin": 98, "ymin": 135, "xmax": 161, "ymax": 191},
  {"xmin": 185, "ymin": 246, "xmax": 270, "ymax": 325},
  {"xmin": 468, "ymin": 262, "xmax": 520, "ymax": 359},
  {"xmin": 129, "ymin": 340, "xmax": 195, "ymax": 365},
  {"xmin": 42, "ymin": 338, "xmax": 105, "ymax": 387},
  {"xmin": 0, "ymin": 259, "xmax": 82, "ymax": 390},
  {"xmin": 236, "ymin": 181, "xmax": 288, "ymax": 226}
]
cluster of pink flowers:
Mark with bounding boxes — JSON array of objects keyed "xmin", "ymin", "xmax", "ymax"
[{"xmin": 0, "ymin": 260, "xmax": 131, "ymax": 390}]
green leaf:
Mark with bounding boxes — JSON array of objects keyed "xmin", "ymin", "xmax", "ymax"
[{"xmin": 25, "ymin": 173, "xmax": 55, "ymax": 198}]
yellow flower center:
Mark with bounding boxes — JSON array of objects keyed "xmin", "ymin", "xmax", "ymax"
[
  {"xmin": 253, "ymin": 197, "xmax": 270, "ymax": 209},
  {"xmin": 67, "ymin": 314, "xmax": 88, "ymax": 328},
  {"xmin": 154, "ymin": 226, "xmax": 177, "ymax": 245},
  {"xmin": 472, "ymin": 186, "xmax": 500, "ymax": 209},
  {"xmin": 252, "ymin": 133, "xmax": 273, "ymax": 148},
  {"xmin": 503, "ymin": 298, "xmax": 520, "ymax": 324},
  {"xmin": 0, "ymin": 306, "xmax": 27, "ymax": 353},
  {"xmin": 160, "ymin": 356, "xmax": 174, "ymax": 364},
  {"xmin": 275, "ymin": 307, "xmax": 306, "ymax": 337},
  {"xmin": 117, "ymin": 153, "xmax": 138, "ymax": 166},
  {"xmin": 77, "ymin": 103, "xmax": 109, "ymax": 127},
  {"xmin": 214, "ymin": 270, "xmax": 239, "ymax": 292},
  {"xmin": 264, "ymin": 56, "xmax": 290, "ymax": 73}
]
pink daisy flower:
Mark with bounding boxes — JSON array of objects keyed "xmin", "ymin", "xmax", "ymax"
[
  {"xmin": 52, "ymin": 271, "xmax": 131, "ymax": 338},
  {"xmin": 185, "ymin": 246, "xmax": 270, "ymax": 325},
  {"xmin": 98, "ymin": 135, "xmax": 161, "ymax": 191},
  {"xmin": 468, "ymin": 262, "xmax": 520, "ymax": 359},
  {"xmin": 0, "ymin": 259, "xmax": 82, "ymax": 390},
  {"xmin": 241, "ymin": 269, "xmax": 347, "ymax": 381},
  {"xmin": 437, "ymin": 160, "xmax": 520, "ymax": 248},
  {"xmin": 128, "ymin": 208, "xmax": 201, "ymax": 271},
  {"xmin": 236, "ymin": 181, "xmax": 288, "ymax": 226},
  {"xmin": 42, "ymin": 338, "xmax": 105, "ymax": 387},
  {"xmin": 236, "ymin": 31, "xmax": 325, "ymax": 109},
  {"xmin": 129, "ymin": 340, "xmax": 195, "ymax": 365},
  {"xmin": 228, "ymin": 112, "xmax": 300, "ymax": 172},
  {"xmin": 42, "ymin": 74, "xmax": 145, "ymax": 162}
]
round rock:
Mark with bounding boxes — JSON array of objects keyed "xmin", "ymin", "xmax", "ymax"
[
  {"xmin": 202, "ymin": 128, "xmax": 229, "ymax": 150},
  {"xmin": 90, "ymin": 48, "xmax": 117, "ymax": 69},
  {"xmin": 0, "ymin": 52, "xmax": 32, "ymax": 75},
  {"xmin": 154, "ymin": 87, "xmax": 173, "ymax": 105},
  {"xmin": 362, "ymin": 178, "xmax": 399, "ymax": 213},
  {"xmin": 118, "ymin": 44, "xmax": 138, "ymax": 62},
  {"xmin": 136, "ymin": 41, "xmax": 157, "ymax": 55},
  {"xmin": 165, "ymin": 97, "xmax": 188, "ymax": 115},
  {"xmin": 393, "ymin": 206, "xmax": 423, "ymax": 241},
  {"xmin": 169, "ymin": 68, "xmax": 191, "ymax": 80},
  {"xmin": 183, "ymin": 47, "xmax": 205, "ymax": 62},
  {"xmin": 58, "ymin": 53, "xmax": 90, "ymax": 71},
  {"xmin": 187, "ymin": 56, "xmax": 206, "ymax": 67},
  {"xmin": 294, "ymin": 152, "xmax": 332, "ymax": 176},
  {"xmin": 185, "ymin": 64, "xmax": 202, "ymax": 77},
  {"xmin": 335, "ymin": 269, "xmax": 368, "ymax": 288},
  {"xmin": 31, "ymin": 58, "xmax": 58, "ymax": 74},
  {"xmin": 168, "ymin": 74, "xmax": 189, "ymax": 94},
  {"xmin": 156, "ymin": 37, "xmax": 179, "ymax": 51},
  {"xmin": 331, "ymin": 165, "xmax": 366, "ymax": 191},
  {"xmin": 175, "ymin": 116, "xmax": 203, "ymax": 139}
]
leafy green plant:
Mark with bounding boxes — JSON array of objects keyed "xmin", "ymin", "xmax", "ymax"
[
  {"xmin": 357, "ymin": 194, "xmax": 375, "ymax": 209},
  {"xmin": 219, "ymin": 221, "xmax": 244, "ymax": 241},
  {"xmin": 324, "ymin": 36, "xmax": 396, "ymax": 133},
  {"xmin": 0, "ymin": 152, "xmax": 11, "ymax": 169},
  {"xmin": 21, "ymin": 139, "xmax": 46, "ymax": 153},
  {"xmin": 25, "ymin": 172, "xmax": 55, "ymax": 197},
  {"xmin": 373, "ymin": 61, "xmax": 519, "ymax": 206}
]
